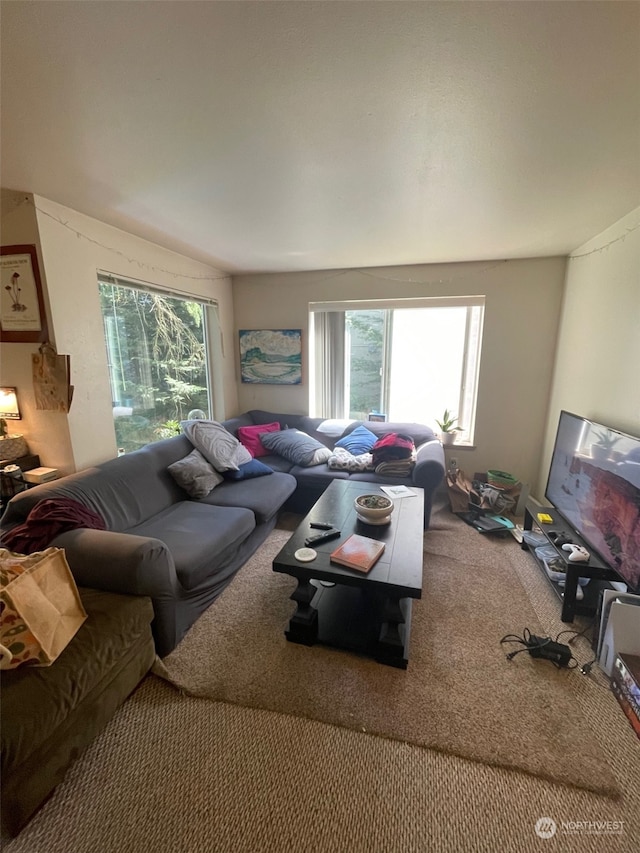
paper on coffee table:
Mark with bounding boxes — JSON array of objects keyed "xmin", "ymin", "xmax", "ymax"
[{"xmin": 379, "ymin": 485, "xmax": 415, "ymax": 498}]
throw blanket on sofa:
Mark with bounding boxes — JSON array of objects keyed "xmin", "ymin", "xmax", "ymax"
[
  {"xmin": 327, "ymin": 447, "xmax": 375, "ymax": 473},
  {"xmin": 374, "ymin": 453, "xmax": 416, "ymax": 478},
  {"xmin": 1, "ymin": 498, "xmax": 106, "ymax": 555}
]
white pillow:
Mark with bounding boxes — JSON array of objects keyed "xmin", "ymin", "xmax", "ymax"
[
  {"xmin": 181, "ymin": 420, "xmax": 252, "ymax": 471},
  {"xmin": 168, "ymin": 449, "xmax": 224, "ymax": 498},
  {"xmin": 316, "ymin": 418, "xmax": 356, "ymax": 438}
]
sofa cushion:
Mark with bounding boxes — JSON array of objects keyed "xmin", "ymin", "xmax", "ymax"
[
  {"xmin": 258, "ymin": 454, "xmax": 294, "ymax": 474},
  {"xmin": 223, "ymin": 459, "xmax": 273, "ymax": 480},
  {"xmin": 182, "ymin": 420, "xmax": 252, "ymax": 471},
  {"xmin": 200, "ymin": 471, "xmax": 297, "ymax": 525},
  {"xmin": 167, "ymin": 449, "xmax": 224, "ymax": 498},
  {"xmin": 126, "ymin": 502, "xmax": 255, "ymax": 590},
  {"xmin": 335, "ymin": 424, "xmax": 378, "ymax": 455},
  {"xmin": 237, "ymin": 422, "xmax": 280, "ymax": 457},
  {"xmin": 260, "ymin": 429, "xmax": 332, "ymax": 467},
  {"xmin": 288, "ymin": 464, "xmax": 350, "ymax": 487}
]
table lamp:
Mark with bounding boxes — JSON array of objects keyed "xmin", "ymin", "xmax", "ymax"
[{"xmin": 0, "ymin": 387, "xmax": 28, "ymax": 462}]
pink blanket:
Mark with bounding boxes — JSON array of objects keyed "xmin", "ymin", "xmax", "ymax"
[{"xmin": 1, "ymin": 498, "xmax": 106, "ymax": 554}]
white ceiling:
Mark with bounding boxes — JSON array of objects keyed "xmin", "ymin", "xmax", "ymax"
[{"xmin": 1, "ymin": 1, "xmax": 639, "ymax": 274}]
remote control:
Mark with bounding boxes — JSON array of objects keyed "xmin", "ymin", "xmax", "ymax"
[
  {"xmin": 310, "ymin": 522, "xmax": 334, "ymax": 530},
  {"xmin": 561, "ymin": 543, "xmax": 590, "ymax": 562},
  {"xmin": 304, "ymin": 529, "xmax": 341, "ymax": 546}
]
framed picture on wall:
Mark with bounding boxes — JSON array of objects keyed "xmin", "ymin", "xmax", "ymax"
[
  {"xmin": 0, "ymin": 245, "xmax": 49, "ymax": 343},
  {"xmin": 239, "ymin": 329, "xmax": 302, "ymax": 384}
]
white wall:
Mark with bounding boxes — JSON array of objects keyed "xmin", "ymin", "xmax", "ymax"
[
  {"xmin": 539, "ymin": 207, "xmax": 640, "ymax": 493},
  {"xmin": 233, "ymin": 257, "xmax": 567, "ymax": 492},
  {"xmin": 0, "ymin": 189, "xmax": 75, "ymax": 470},
  {"xmin": 1, "ymin": 191, "xmax": 238, "ymax": 474},
  {"xmin": 9, "ymin": 190, "xmax": 633, "ymax": 493}
]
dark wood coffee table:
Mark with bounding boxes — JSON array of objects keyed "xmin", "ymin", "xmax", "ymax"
[{"xmin": 272, "ymin": 480, "xmax": 424, "ymax": 668}]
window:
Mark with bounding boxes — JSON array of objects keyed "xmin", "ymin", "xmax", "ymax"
[
  {"xmin": 310, "ymin": 297, "xmax": 484, "ymax": 443},
  {"xmin": 98, "ymin": 274, "xmax": 221, "ymax": 452}
]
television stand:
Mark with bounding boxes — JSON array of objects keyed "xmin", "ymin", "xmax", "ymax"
[{"xmin": 521, "ymin": 498, "xmax": 620, "ymax": 622}]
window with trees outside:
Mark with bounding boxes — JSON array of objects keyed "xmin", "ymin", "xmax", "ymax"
[
  {"xmin": 310, "ymin": 297, "xmax": 484, "ymax": 444},
  {"xmin": 98, "ymin": 274, "xmax": 220, "ymax": 453}
]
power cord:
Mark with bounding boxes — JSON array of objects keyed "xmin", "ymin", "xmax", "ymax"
[
  {"xmin": 500, "ymin": 627, "xmax": 577, "ymax": 668},
  {"xmin": 501, "ymin": 620, "xmax": 619, "ymax": 694},
  {"xmin": 554, "ymin": 619, "xmax": 599, "ymax": 675}
]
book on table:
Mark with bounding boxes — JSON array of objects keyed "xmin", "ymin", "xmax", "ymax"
[{"xmin": 330, "ymin": 533, "xmax": 385, "ymax": 573}]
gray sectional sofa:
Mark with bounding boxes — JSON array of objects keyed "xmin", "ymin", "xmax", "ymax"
[
  {"xmin": 0, "ymin": 432, "xmax": 297, "ymax": 657},
  {"xmin": 222, "ymin": 409, "xmax": 446, "ymax": 528},
  {"xmin": 0, "ymin": 410, "xmax": 444, "ymax": 659}
]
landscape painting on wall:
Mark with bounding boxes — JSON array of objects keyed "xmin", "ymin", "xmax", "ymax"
[{"xmin": 239, "ymin": 329, "xmax": 302, "ymax": 384}]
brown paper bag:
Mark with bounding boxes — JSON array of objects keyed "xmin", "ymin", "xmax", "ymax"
[
  {"xmin": 0, "ymin": 547, "xmax": 87, "ymax": 669},
  {"xmin": 446, "ymin": 468, "xmax": 479, "ymax": 513},
  {"xmin": 32, "ymin": 343, "xmax": 72, "ymax": 412},
  {"xmin": 447, "ymin": 468, "xmax": 523, "ymax": 517}
]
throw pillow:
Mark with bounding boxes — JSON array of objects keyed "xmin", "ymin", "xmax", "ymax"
[
  {"xmin": 223, "ymin": 459, "xmax": 274, "ymax": 480},
  {"xmin": 181, "ymin": 420, "xmax": 252, "ymax": 471},
  {"xmin": 316, "ymin": 418, "xmax": 356, "ymax": 438},
  {"xmin": 260, "ymin": 429, "xmax": 332, "ymax": 467},
  {"xmin": 168, "ymin": 449, "xmax": 224, "ymax": 498},
  {"xmin": 237, "ymin": 422, "xmax": 281, "ymax": 457},
  {"xmin": 335, "ymin": 424, "xmax": 378, "ymax": 455}
]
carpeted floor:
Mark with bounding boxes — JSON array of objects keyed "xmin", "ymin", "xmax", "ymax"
[
  {"xmin": 3, "ymin": 494, "xmax": 639, "ymax": 853},
  {"xmin": 154, "ymin": 501, "xmax": 619, "ymax": 797}
]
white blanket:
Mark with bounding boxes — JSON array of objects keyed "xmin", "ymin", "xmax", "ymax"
[{"xmin": 327, "ymin": 446, "xmax": 374, "ymax": 472}]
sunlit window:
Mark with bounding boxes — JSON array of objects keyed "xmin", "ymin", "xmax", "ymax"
[
  {"xmin": 311, "ymin": 298, "xmax": 484, "ymax": 443},
  {"xmin": 98, "ymin": 275, "xmax": 218, "ymax": 452}
]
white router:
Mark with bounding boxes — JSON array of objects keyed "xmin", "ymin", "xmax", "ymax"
[{"xmin": 23, "ymin": 467, "xmax": 60, "ymax": 484}]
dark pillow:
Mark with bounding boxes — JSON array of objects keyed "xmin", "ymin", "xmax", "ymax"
[
  {"xmin": 260, "ymin": 429, "xmax": 332, "ymax": 467},
  {"xmin": 223, "ymin": 459, "xmax": 273, "ymax": 480},
  {"xmin": 335, "ymin": 424, "xmax": 378, "ymax": 455},
  {"xmin": 168, "ymin": 449, "xmax": 224, "ymax": 498}
]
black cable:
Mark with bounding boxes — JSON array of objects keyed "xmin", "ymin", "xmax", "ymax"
[
  {"xmin": 555, "ymin": 617, "xmax": 595, "ymax": 645},
  {"xmin": 500, "ymin": 628, "xmax": 552, "ymax": 661},
  {"xmin": 499, "ymin": 627, "xmax": 576, "ymax": 669}
]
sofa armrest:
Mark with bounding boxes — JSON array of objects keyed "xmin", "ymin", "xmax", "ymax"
[
  {"xmin": 51, "ymin": 528, "xmax": 179, "ymax": 597},
  {"xmin": 412, "ymin": 439, "xmax": 446, "ymax": 493}
]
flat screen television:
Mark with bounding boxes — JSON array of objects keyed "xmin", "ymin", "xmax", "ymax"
[{"xmin": 545, "ymin": 411, "xmax": 640, "ymax": 593}]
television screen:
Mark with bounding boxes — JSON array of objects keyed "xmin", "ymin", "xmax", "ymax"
[{"xmin": 545, "ymin": 411, "xmax": 640, "ymax": 593}]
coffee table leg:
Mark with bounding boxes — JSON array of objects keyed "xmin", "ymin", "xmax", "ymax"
[
  {"xmin": 285, "ymin": 578, "xmax": 318, "ymax": 645},
  {"xmin": 377, "ymin": 596, "xmax": 411, "ymax": 668}
]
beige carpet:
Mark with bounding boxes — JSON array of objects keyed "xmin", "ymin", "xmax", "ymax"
[
  {"xmin": 4, "ymin": 675, "xmax": 638, "ymax": 853},
  {"xmin": 153, "ymin": 502, "xmax": 620, "ymax": 798},
  {"xmin": 4, "ymin": 497, "xmax": 639, "ymax": 853}
]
